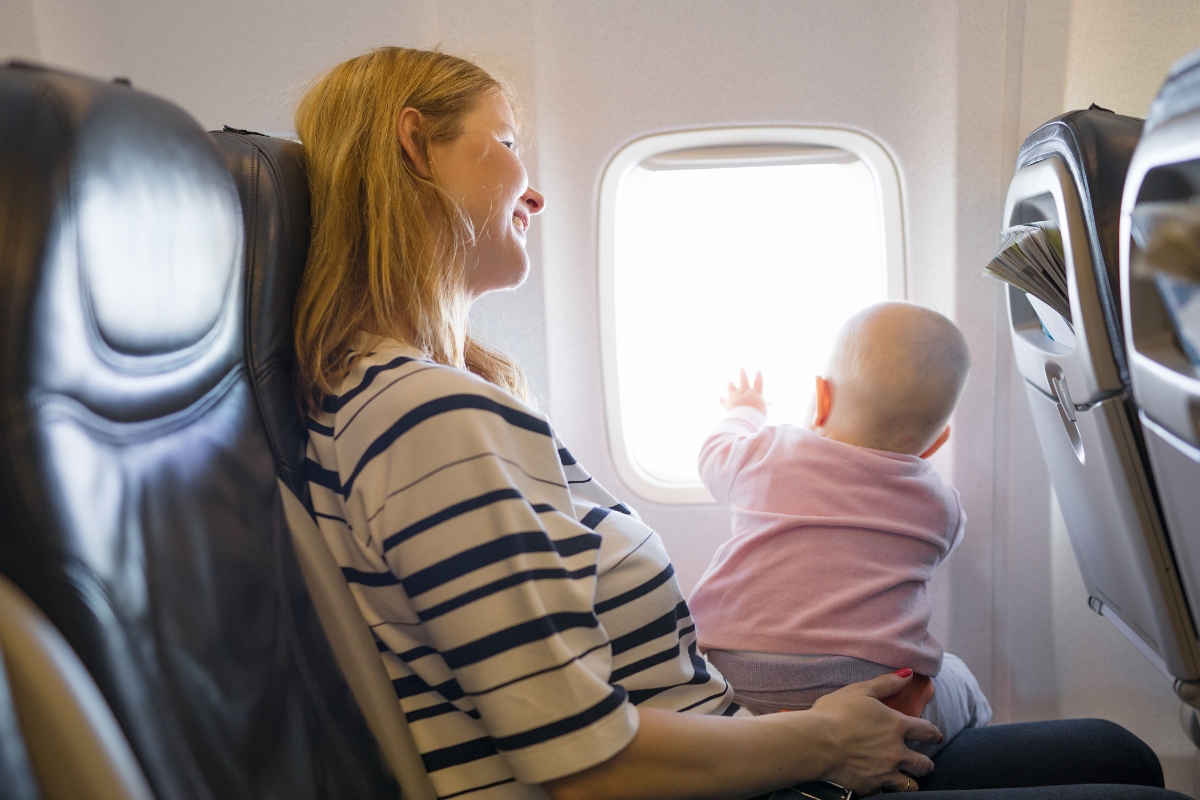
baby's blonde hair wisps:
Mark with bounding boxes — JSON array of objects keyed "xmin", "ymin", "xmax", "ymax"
[{"xmin": 294, "ymin": 46, "xmax": 530, "ymax": 410}]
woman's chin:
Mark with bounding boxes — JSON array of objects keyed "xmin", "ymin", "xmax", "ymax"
[
  {"xmin": 511, "ymin": 258, "xmax": 531, "ymax": 288},
  {"xmin": 466, "ymin": 256, "xmax": 530, "ymax": 298}
]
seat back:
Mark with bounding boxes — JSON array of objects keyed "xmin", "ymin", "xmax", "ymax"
[
  {"xmin": 210, "ymin": 128, "xmax": 438, "ymax": 800},
  {"xmin": 1121, "ymin": 48, "xmax": 1200, "ymax": 703},
  {"xmin": 1003, "ymin": 108, "xmax": 1200, "ymax": 685},
  {"xmin": 0, "ymin": 587, "xmax": 42, "ymax": 800},
  {"xmin": 0, "ymin": 63, "xmax": 398, "ymax": 800},
  {"xmin": 0, "ymin": 573, "xmax": 152, "ymax": 800}
]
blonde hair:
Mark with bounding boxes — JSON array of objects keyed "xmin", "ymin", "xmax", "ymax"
[{"xmin": 293, "ymin": 46, "xmax": 530, "ymax": 411}]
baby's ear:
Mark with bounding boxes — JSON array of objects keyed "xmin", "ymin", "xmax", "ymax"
[
  {"xmin": 812, "ymin": 376, "xmax": 833, "ymax": 429},
  {"xmin": 919, "ymin": 425, "xmax": 951, "ymax": 459}
]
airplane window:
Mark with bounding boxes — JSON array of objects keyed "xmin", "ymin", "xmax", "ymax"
[{"xmin": 599, "ymin": 128, "xmax": 905, "ymax": 503}]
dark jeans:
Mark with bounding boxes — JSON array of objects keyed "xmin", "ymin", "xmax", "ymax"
[{"xmin": 763, "ymin": 719, "xmax": 1187, "ymax": 799}]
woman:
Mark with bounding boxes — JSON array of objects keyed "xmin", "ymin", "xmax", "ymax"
[{"xmin": 294, "ymin": 47, "xmax": 1179, "ymax": 800}]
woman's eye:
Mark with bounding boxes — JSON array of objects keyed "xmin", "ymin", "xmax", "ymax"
[{"xmin": 501, "ymin": 140, "xmax": 515, "ymax": 150}]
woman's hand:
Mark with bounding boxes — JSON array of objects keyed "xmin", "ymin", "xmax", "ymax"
[
  {"xmin": 805, "ymin": 671, "xmax": 942, "ymax": 794},
  {"xmin": 543, "ymin": 671, "xmax": 941, "ymax": 800}
]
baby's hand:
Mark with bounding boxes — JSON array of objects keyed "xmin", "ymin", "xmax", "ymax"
[
  {"xmin": 720, "ymin": 368, "xmax": 767, "ymax": 414},
  {"xmin": 880, "ymin": 672, "xmax": 935, "ymax": 719}
]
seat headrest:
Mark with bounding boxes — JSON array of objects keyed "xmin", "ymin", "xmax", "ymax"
[
  {"xmin": 1145, "ymin": 47, "xmax": 1200, "ymax": 134},
  {"xmin": 0, "ymin": 66, "xmax": 399, "ymax": 800},
  {"xmin": 209, "ymin": 130, "xmax": 311, "ymax": 503},
  {"xmin": 1015, "ymin": 107, "xmax": 1143, "ymax": 383},
  {"xmin": 0, "ymin": 63, "xmax": 242, "ymax": 423}
]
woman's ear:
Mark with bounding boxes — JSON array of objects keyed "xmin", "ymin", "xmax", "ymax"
[
  {"xmin": 813, "ymin": 376, "xmax": 833, "ymax": 429},
  {"xmin": 396, "ymin": 107, "xmax": 431, "ymax": 178}
]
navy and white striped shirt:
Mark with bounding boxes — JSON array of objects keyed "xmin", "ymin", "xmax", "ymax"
[{"xmin": 306, "ymin": 336, "xmax": 735, "ymax": 799}]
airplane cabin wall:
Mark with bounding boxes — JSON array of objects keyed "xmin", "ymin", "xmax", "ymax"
[{"xmin": 4, "ymin": 0, "xmax": 1200, "ymax": 792}]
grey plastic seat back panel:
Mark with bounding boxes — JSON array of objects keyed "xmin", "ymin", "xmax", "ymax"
[
  {"xmin": 1017, "ymin": 107, "xmax": 1144, "ymax": 385},
  {"xmin": 1122, "ymin": 48, "xmax": 1200, "ymax": 671},
  {"xmin": 1139, "ymin": 414, "xmax": 1200, "ymax": 636},
  {"xmin": 0, "ymin": 63, "xmax": 398, "ymax": 800},
  {"xmin": 0, "ymin": 573, "xmax": 152, "ymax": 800},
  {"xmin": 1005, "ymin": 108, "xmax": 1200, "ymax": 681}
]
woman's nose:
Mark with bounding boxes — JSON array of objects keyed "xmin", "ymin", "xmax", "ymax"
[{"xmin": 522, "ymin": 186, "xmax": 546, "ymax": 215}]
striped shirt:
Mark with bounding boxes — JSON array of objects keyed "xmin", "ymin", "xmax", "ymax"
[{"xmin": 305, "ymin": 336, "xmax": 735, "ymax": 799}]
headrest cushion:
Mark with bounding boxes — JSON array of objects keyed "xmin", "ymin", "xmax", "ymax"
[
  {"xmin": 77, "ymin": 97, "xmax": 239, "ymax": 355},
  {"xmin": 1145, "ymin": 47, "xmax": 1200, "ymax": 134},
  {"xmin": 1015, "ymin": 107, "xmax": 1143, "ymax": 383},
  {"xmin": 0, "ymin": 64, "xmax": 244, "ymax": 422}
]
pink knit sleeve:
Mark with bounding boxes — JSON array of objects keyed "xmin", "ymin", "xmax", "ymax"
[{"xmin": 697, "ymin": 406, "xmax": 768, "ymax": 505}]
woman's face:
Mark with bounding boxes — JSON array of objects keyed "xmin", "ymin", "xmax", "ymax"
[{"xmin": 429, "ymin": 91, "xmax": 545, "ymax": 298}]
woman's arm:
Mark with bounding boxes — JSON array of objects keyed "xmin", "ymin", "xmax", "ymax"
[{"xmin": 544, "ymin": 672, "xmax": 940, "ymax": 800}]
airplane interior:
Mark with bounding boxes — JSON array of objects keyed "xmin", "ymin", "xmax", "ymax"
[{"xmin": 4, "ymin": 2, "xmax": 1200, "ymax": 799}]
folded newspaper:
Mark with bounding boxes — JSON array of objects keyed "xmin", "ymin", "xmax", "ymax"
[{"xmin": 983, "ymin": 222, "xmax": 1070, "ymax": 322}]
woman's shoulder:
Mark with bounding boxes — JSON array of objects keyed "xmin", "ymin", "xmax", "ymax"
[
  {"xmin": 312, "ymin": 336, "xmax": 552, "ymax": 446},
  {"xmin": 345, "ymin": 337, "xmax": 531, "ymax": 403}
]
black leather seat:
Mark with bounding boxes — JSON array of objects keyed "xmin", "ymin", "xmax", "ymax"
[
  {"xmin": 209, "ymin": 128, "xmax": 313, "ymax": 508},
  {"xmin": 0, "ymin": 63, "xmax": 397, "ymax": 800},
  {"xmin": 209, "ymin": 128, "xmax": 437, "ymax": 800}
]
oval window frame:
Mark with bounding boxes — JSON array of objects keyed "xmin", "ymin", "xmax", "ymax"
[{"xmin": 598, "ymin": 126, "xmax": 907, "ymax": 504}]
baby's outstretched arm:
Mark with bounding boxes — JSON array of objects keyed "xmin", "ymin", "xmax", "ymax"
[
  {"xmin": 720, "ymin": 368, "xmax": 767, "ymax": 414},
  {"xmin": 700, "ymin": 369, "xmax": 770, "ymax": 504}
]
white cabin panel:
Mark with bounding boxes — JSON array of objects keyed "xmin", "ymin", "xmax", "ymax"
[{"xmin": 5, "ymin": 0, "xmax": 1200, "ymax": 791}]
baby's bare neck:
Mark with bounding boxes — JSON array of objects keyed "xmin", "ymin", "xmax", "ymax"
[{"xmin": 816, "ymin": 404, "xmax": 928, "ymax": 456}]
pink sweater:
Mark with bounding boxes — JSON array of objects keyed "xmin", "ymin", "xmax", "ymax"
[{"xmin": 690, "ymin": 407, "xmax": 965, "ymax": 677}]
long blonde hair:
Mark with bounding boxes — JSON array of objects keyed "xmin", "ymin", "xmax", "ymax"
[{"xmin": 294, "ymin": 47, "xmax": 530, "ymax": 411}]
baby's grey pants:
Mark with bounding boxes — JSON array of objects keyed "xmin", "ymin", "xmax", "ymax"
[{"xmin": 707, "ymin": 649, "xmax": 993, "ymax": 756}]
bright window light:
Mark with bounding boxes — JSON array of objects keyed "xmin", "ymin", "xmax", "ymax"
[{"xmin": 599, "ymin": 128, "xmax": 905, "ymax": 504}]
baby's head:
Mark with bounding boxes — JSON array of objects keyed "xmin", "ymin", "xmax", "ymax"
[{"xmin": 813, "ymin": 302, "xmax": 970, "ymax": 457}]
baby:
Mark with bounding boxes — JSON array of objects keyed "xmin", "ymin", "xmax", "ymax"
[{"xmin": 689, "ymin": 301, "xmax": 991, "ymax": 755}]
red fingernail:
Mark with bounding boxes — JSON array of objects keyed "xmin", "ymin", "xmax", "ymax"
[{"xmin": 894, "ymin": 668, "xmax": 913, "ymax": 678}]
